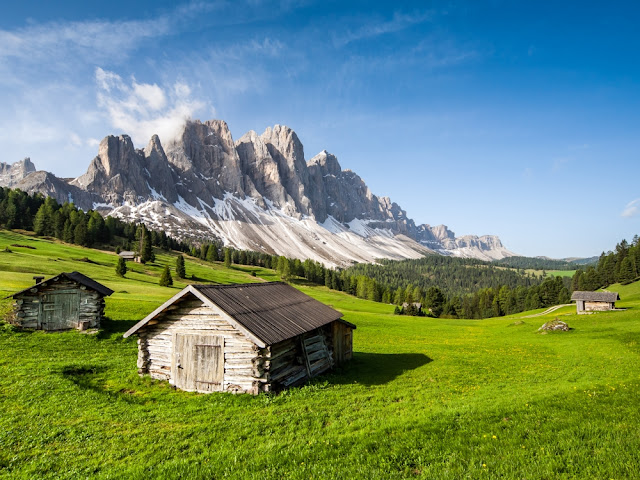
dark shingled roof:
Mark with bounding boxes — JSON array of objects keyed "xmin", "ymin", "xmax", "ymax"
[
  {"xmin": 571, "ymin": 291, "xmax": 620, "ymax": 302},
  {"xmin": 123, "ymin": 282, "xmax": 351, "ymax": 345},
  {"xmin": 192, "ymin": 282, "xmax": 344, "ymax": 345},
  {"xmin": 8, "ymin": 271, "xmax": 114, "ymax": 298}
]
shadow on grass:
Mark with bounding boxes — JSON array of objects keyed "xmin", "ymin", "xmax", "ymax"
[
  {"xmin": 188, "ymin": 275, "xmax": 219, "ymax": 283},
  {"xmin": 59, "ymin": 364, "xmax": 151, "ymax": 404},
  {"xmin": 289, "ymin": 278, "xmax": 320, "ymax": 287},
  {"xmin": 96, "ymin": 317, "xmax": 139, "ymax": 338},
  {"xmin": 328, "ymin": 352, "xmax": 432, "ymax": 386}
]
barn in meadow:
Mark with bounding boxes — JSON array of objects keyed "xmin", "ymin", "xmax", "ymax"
[
  {"xmin": 571, "ymin": 290, "xmax": 620, "ymax": 313},
  {"xmin": 123, "ymin": 282, "xmax": 355, "ymax": 394},
  {"xmin": 8, "ymin": 271, "xmax": 113, "ymax": 330}
]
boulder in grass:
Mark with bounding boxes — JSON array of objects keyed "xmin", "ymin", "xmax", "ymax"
[{"xmin": 538, "ymin": 319, "xmax": 570, "ymax": 332}]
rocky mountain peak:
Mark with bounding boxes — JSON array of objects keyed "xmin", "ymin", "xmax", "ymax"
[
  {"xmin": 4, "ymin": 118, "xmax": 515, "ymax": 265},
  {"xmin": 260, "ymin": 125, "xmax": 311, "ymax": 216},
  {"xmin": 430, "ymin": 224, "xmax": 456, "ymax": 242},
  {"xmin": 71, "ymin": 134, "xmax": 149, "ymax": 204},
  {"xmin": 308, "ymin": 150, "xmax": 342, "ymax": 176},
  {"xmin": 144, "ymin": 134, "xmax": 163, "ymax": 155},
  {"xmin": 97, "ymin": 135, "xmax": 137, "ymax": 177},
  {"xmin": 0, "ymin": 158, "xmax": 37, "ymax": 187}
]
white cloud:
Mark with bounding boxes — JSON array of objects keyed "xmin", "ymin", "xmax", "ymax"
[
  {"xmin": 133, "ymin": 82, "xmax": 167, "ymax": 111},
  {"xmin": 95, "ymin": 68, "xmax": 210, "ymax": 146},
  {"xmin": 621, "ymin": 199, "xmax": 640, "ymax": 218}
]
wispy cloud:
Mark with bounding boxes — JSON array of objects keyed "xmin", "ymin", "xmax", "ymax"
[
  {"xmin": 332, "ymin": 10, "xmax": 434, "ymax": 48},
  {"xmin": 0, "ymin": 2, "xmax": 230, "ymax": 68},
  {"xmin": 621, "ymin": 199, "xmax": 640, "ymax": 218},
  {"xmin": 95, "ymin": 68, "xmax": 209, "ymax": 146},
  {"xmin": 0, "ymin": 18, "xmax": 170, "ymax": 65},
  {"xmin": 552, "ymin": 156, "xmax": 571, "ymax": 172}
]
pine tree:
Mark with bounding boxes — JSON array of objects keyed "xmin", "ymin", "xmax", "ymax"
[
  {"xmin": 280, "ymin": 258, "xmax": 291, "ymax": 281},
  {"xmin": 73, "ymin": 221, "xmax": 88, "ymax": 246},
  {"xmin": 176, "ymin": 254, "xmax": 186, "ymax": 279},
  {"xmin": 141, "ymin": 229, "xmax": 154, "ymax": 263},
  {"xmin": 425, "ymin": 286, "xmax": 445, "ymax": 317},
  {"xmin": 206, "ymin": 245, "xmax": 217, "ymax": 262},
  {"xmin": 159, "ymin": 265, "xmax": 173, "ymax": 287},
  {"xmin": 33, "ymin": 204, "xmax": 50, "ymax": 236},
  {"xmin": 63, "ymin": 220, "xmax": 74, "ymax": 243},
  {"xmin": 224, "ymin": 248, "xmax": 232, "ymax": 268},
  {"xmin": 619, "ymin": 257, "xmax": 635, "ymax": 285},
  {"xmin": 116, "ymin": 257, "xmax": 127, "ymax": 277},
  {"xmin": 393, "ymin": 287, "xmax": 404, "ymax": 305}
]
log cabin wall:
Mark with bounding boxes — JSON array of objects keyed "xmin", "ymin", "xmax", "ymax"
[
  {"xmin": 137, "ymin": 296, "xmax": 269, "ymax": 395},
  {"xmin": 332, "ymin": 321, "xmax": 354, "ymax": 365},
  {"xmin": 12, "ymin": 280, "xmax": 106, "ymax": 330},
  {"xmin": 266, "ymin": 324, "xmax": 337, "ymax": 390},
  {"xmin": 585, "ymin": 301, "xmax": 613, "ymax": 311}
]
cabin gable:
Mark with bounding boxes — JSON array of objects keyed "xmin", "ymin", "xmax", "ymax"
[{"xmin": 135, "ymin": 293, "xmax": 266, "ymax": 394}]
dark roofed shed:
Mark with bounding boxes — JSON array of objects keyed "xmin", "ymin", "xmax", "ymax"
[
  {"xmin": 124, "ymin": 282, "xmax": 355, "ymax": 394},
  {"xmin": 571, "ymin": 291, "xmax": 620, "ymax": 313},
  {"xmin": 9, "ymin": 271, "xmax": 113, "ymax": 330}
]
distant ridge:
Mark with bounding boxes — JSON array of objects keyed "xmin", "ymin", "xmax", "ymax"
[{"xmin": 1, "ymin": 119, "xmax": 515, "ymax": 267}]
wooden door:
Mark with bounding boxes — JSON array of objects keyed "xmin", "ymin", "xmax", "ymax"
[
  {"xmin": 40, "ymin": 291, "xmax": 79, "ymax": 330},
  {"xmin": 172, "ymin": 333, "xmax": 224, "ymax": 392}
]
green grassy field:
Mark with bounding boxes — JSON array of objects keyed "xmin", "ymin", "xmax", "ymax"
[
  {"xmin": 1, "ymin": 231, "xmax": 639, "ymax": 479},
  {"xmin": 525, "ymin": 269, "xmax": 577, "ymax": 278}
]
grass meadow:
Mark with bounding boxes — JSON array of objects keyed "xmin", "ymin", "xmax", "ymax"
[
  {"xmin": 0, "ymin": 231, "xmax": 639, "ymax": 479},
  {"xmin": 525, "ymin": 269, "xmax": 577, "ymax": 278}
]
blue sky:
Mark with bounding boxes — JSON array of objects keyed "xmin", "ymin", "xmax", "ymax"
[{"xmin": 1, "ymin": 1, "xmax": 638, "ymax": 258}]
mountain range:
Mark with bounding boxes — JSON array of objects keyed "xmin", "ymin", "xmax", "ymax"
[{"xmin": 0, "ymin": 120, "xmax": 515, "ymax": 267}]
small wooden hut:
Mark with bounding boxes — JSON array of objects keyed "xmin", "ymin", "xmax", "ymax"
[
  {"xmin": 8, "ymin": 272, "xmax": 113, "ymax": 330},
  {"xmin": 571, "ymin": 291, "xmax": 620, "ymax": 313},
  {"xmin": 118, "ymin": 251, "xmax": 138, "ymax": 262},
  {"xmin": 123, "ymin": 282, "xmax": 355, "ymax": 394}
]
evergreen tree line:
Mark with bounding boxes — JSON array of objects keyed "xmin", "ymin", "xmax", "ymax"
[
  {"xmin": 492, "ymin": 255, "xmax": 590, "ymax": 271},
  {"xmin": 338, "ymin": 255, "xmax": 574, "ymax": 319},
  {"xmin": 262, "ymin": 255, "xmax": 571, "ymax": 319},
  {"xmin": 344, "ymin": 255, "xmax": 544, "ymax": 298},
  {"xmin": 0, "ymin": 187, "xmax": 191, "ymax": 254},
  {"xmin": 572, "ymin": 236, "xmax": 640, "ymax": 290}
]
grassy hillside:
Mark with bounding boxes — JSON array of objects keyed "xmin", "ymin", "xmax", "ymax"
[
  {"xmin": 1, "ymin": 231, "xmax": 639, "ymax": 479},
  {"xmin": 0, "ymin": 230, "xmax": 272, "ymax": 321},
  {"xmin": 526, "ymin": 269, "xmax": 576, "ymax": 278}
]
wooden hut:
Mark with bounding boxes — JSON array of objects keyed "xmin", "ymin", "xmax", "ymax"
[
  {"xmin": 123, "ymin": 282, "xmax": 355, "ymax": 394},
  {"xmin": 118, "ymin": 251, "xmax": 137, "ymax": 262},
  {"xmin": 571, "ymin": 291, "xmax": 620, "ymax": 313},
  {"xmin": 8, "ymin": 272, "xmax": 113, "ymax": 330}
]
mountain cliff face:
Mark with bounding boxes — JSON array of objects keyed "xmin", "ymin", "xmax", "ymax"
[
  {"xmin": 0, "ymin": 158, "xmax": 36, "ymax": 187},
  {"xmin": 1, "ymin": 119, "xmax": 515, "ymax": 266}
]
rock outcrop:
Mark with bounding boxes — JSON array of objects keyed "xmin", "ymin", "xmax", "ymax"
[
  {"xmin": 0, "ymin": 119, "xmax": 516, "ymax": 267},
  {"xmin": 0, "ymin": 158, "xmax": 36, "ymax": 187}
]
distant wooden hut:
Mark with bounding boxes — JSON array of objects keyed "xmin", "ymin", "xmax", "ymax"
[
  {"xmin": 118, "ymin": 251, "xmax": 138, "ymax": 262},
  {"xmin": 123, "ymin": 282, "xmax": 355, "ymax": 394},
  {"xmin": 571, "ymin": 291, "xmax": 620, "ymax": 313},
  {"xmin": 8, "ymin": 272, "xmax": 113, "ymax": 330}
]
